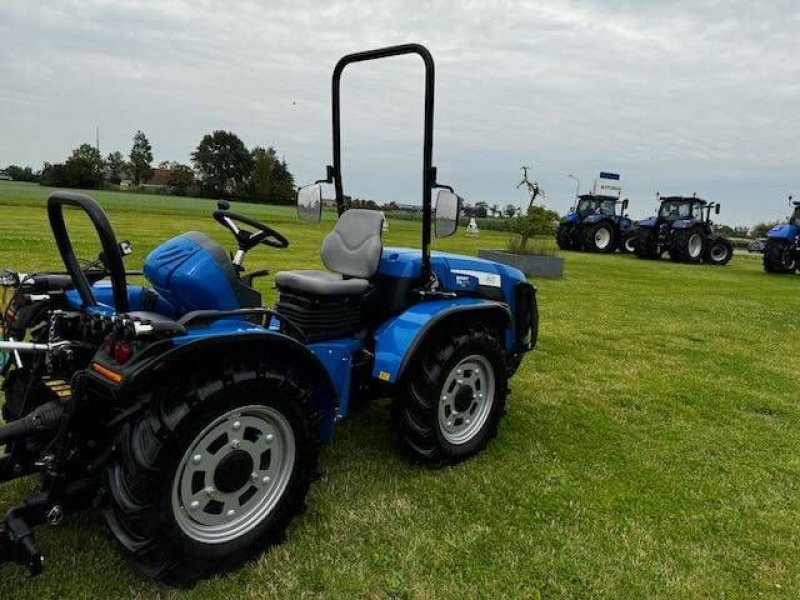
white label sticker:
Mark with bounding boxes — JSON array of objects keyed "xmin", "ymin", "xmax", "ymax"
[{"xmin": 451, "ymin": 269, "xmax": 502, "ymax": 288}]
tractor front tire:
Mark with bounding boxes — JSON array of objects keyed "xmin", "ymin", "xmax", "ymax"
[
  {"xmin": 582, "ymin": 222, "xmax": 617, "ymax": 253},
  {"xmin": 556, "ymin": 225, "xmax": 574, "ymax": 250},
  {"xmin": 669, "ymin": 227, "xmax": 705, "ymax": 264},
  {"xmin": 394, "ymin": 324, "xmax": 508, "ymax": 468},
  {"xmin": 619, "ymin": 234, "xmax": 636, "ymax": 254},
  {"xmin": 634, "ymin": 228, "xmax": 659, "ymax": 259},
  {"xmin": 104, "ymin": 355, "xmax": 321, "ymax": 587},
  {"xmin": 706, "ymin": 238, "xmax": 733, "ymax": 266},
  {"xmin": 763, "ymin": 240, "xmax": 797, "ymax": 273}
]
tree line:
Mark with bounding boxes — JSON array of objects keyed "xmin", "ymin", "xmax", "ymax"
[{"xmin": 3, "ymin": 130, "xmax": 296, "ymax": 205}]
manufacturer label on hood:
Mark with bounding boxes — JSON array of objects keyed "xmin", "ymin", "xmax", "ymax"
[{"xmin": 451, "ymin": 269, "xmax": 502, "ymax": 288}]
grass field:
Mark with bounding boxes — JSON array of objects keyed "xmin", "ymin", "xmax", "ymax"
[{"xmin": 0, "ymin": 181, "xmax": 799, "ymax": 599}]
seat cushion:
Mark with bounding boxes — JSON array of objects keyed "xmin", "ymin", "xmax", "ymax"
[
  {"xmin": 274, "ymin": 270, "xmax": 369, "ymax": 296},
  {"xmin": 321, "ymin": 209, "xmax": 384, "ymax": 278}
]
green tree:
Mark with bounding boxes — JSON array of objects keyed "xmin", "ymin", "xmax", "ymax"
[
  {"xmin": 192, "ymin": 130, "xmax": 253, "ymax": 197},
  {"xmin": 130, "ymin": 130, "xmax": 153, "ymax": 185},
  {"xmin": 64, "ymin": 143, "xmax": 104, "ymax": 188},
  {"xmin": 474, "ymin": 201, "xmax": 488, "ymax": 218},
  {"xmin": 509, "ymin": 203, "xmax": 560, "ymax": 252},
  {"xmin": 166, "ymin": 164, "xmax": 195, "ymax": 196},
  {"xmin": 505, "ymin": 203, "xmax": 517, "ymax": 218},
  {"xmin": 250, "ymin": 146, "xmax": 276, "ymax": 202},
  {"xmin": 269, "ymin": 156, "xmax": 295, "ymax": 205},
  {"xmin": 105, "ymin": 151, "xmax": 128, "ymax": 184},
  {"xmin": 4, "ymin": 165, "xmax": 39, "ymax": 182},
  {"xmin": 249, "ymin": 146, "xmax": 295, "ymax": 204}
]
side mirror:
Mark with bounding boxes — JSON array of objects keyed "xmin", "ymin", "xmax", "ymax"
[
  {"xmin": 622, "ymin": 198, "xmax": 629, "ymax": 211},
  {"xmin": 568, "ymin": 206, "xmax": 575, "ymax": 214},
  {"xmin": 715, "ymin": 204, "xmax": 721, "ymax": 215},
  {"xmin": 297, "ymin": 184, "xmax": 322, "ymax": 223},
  {"xmin": 434, "ymin": 189, "xmax": 460, "ymax": 238}
]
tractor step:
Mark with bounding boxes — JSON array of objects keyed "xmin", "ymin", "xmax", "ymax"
[{"xmin": 44, "ymin": 378, "xmax": 72, "ymax": 401}]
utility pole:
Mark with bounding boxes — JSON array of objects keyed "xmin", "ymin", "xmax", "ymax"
[{"xmin": 96, "ymin": 126, "xmax": 100, "ymax": 154}]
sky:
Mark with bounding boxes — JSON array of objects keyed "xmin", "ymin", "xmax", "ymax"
[{"xmin": 1, "ymin": 0, "xmax": 798, "ymax": 226}]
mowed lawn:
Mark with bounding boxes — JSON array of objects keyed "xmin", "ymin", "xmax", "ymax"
[{"xmin": 0, "ymin": 181, "xmax": 799, "ymax": 599}]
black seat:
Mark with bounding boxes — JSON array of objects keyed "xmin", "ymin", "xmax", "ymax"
[{"xmin": 275, "ymin": 209, "xmax": 384, "ymax": 296}]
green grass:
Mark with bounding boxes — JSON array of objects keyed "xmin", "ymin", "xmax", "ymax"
[{"xmin": 0, "ymin": 181, "xmax": 799, "ymax": 599}]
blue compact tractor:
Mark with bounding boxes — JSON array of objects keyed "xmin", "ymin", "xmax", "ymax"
[
  {"xmin": 0, "ymin": 45, "xmax": 537, "ymax": 585},
  {"xmin": 633, "ymin": 195, "xmax": 732, "ymax": 265},
  {"xmin": 763, "ymin": 197, "xmax": 799, "ymax": 274},
  {"xmin": 556, "ymin": 194, "xmax": 635, "ymax": 253}
]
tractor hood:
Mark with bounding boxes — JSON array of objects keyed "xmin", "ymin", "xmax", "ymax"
[
  {"xmin": 638, "ymin": 216, "xmax": 658, "ymax": 228},
  {"xmin": 766, "ymin": 224, "xmax": 799, "ymax": 240},
  {"xmin": 561, "ymin": 213, "xmax": 581, "ymax": 224}
]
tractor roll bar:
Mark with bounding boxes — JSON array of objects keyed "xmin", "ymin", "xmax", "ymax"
[
  {"xmin": 47, "ymin": 192, "xmax": 129, "ymax": 313},
  {"xmin": 329, "ymin": 43, "xmax": 438, "ymax": 285}
]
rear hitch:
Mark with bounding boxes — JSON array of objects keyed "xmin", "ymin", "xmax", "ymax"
[{"xmin": 0, "ymin": 509, "xmax": 44, "ymax": 576}]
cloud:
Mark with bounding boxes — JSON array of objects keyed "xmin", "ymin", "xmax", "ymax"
[{"xmin": 0, "ymin": 0, "xmax": 798, "ymax": 224}]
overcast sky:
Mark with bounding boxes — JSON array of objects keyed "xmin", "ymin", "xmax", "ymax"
[{"xmin": 1, "ymin": 1, "xmax": 798, "ymax": 225}]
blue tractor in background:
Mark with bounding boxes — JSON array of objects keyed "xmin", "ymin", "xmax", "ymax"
[
  {"xmin": 763, "ymin": 196, "xmax": 800, "ymax": 274},
  {"xmin": 0, "ymin": 45, "xmax": 537, "ymax": 585},
  {"xmin": 556, "ymin": 194, "xmax": 635, "ymax": 253},
  {"xmin": 633, "ymin": 195, "xmax": 733, "ymax": 265}
]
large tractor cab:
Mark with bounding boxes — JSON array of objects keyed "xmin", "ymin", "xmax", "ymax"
[
  {"xmin": 633, "ymin": 195, "xmax": 732, "ymax": 265},
  {"xmin": 556, "ymin": 194, "xmax": 634, "ymax": 253},
  {"xmin": 0, "ymin": 44, "xmax": 537, "ymax": 585},
  {"xmin": 763, "ymin": 196, "xmax": 800, "ymax": 274}
]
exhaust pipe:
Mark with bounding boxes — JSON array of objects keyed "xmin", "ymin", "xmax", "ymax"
[{"xmin": 0, "ymin": 401, "xmax": 63, "ymax": 446}]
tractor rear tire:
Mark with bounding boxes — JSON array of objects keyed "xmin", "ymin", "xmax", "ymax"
[
  {"xmin": 669, "ymin": 227, "xmax": 705, "ymax": 264},
  {"xmin": 581, "ymin": 222, "xmax": 617, "ymax": 253},
  {"xmin": 556, "ymin": 224, "xmax": 574, "ymax": 250},
  {"xmin": 104, "ymin": 355, "xmax": 321, "ymax": 587},
  {"xmin": 706, "ymin": 238, "xmax": 733, "ymax": 266},
  {"xmin": 393, "ymin": 323, "xmax": 508, "ymax": 468},
  {"xmin": 634, "ymin": 228, "xmax": 659, "ymax": 259},
  {"xmin": 763, "ymin": 240, "xmax": 797, "ymax": 273}
]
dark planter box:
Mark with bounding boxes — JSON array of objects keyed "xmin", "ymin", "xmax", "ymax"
[{"xmin": 478, "ymin": 249, "xmax": 565, "ymax": 278}]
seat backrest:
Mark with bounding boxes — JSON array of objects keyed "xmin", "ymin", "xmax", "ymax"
[{"xmin": 321, "ymin": 209, "xmax": 384, "ymax": 278}]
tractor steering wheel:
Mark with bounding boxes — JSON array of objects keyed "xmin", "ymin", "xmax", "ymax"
[{"xmin": 212, "ymin": 210, "xmax": 289, "ymax": 251}]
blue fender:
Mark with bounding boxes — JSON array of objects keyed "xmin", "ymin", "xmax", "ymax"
[
  {"xmin": 371, "ymin": 297, "xmax": 511, "ymax": 384},
  {"xmin": 561, "ymin": 213, "xmax": 581, "ymax": 224},
  {"xmin": 766, "ymin": 224, "xmax": 800, "ymax": 240}
]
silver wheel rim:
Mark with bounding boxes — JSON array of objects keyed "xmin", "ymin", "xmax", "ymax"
[
  {"xmin": 711, "ymin": 244, "xmax": 728, "ymax": 262},
  {"xmin": 688, "ymin": 234, "xmax": 703, "ymax": 258},
  {"xmin": 625, "ymin": 237, "xmax": 635, "ymax": 252},
  {"xmin": 437, "ymin": 355, "xmax": 496, "ymax": 445},
  {"xmin": 595, "ymin": 227, "xmax": 611, "ymax": 249},
  {"xmin": 172, "ymin": 405, "xmax": 295, "ymax": 544}
]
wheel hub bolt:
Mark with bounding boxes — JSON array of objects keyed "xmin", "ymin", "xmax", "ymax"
[
  {"xmin": 232, "ymin": 420, "xmax": 241, "ymax": 431},
  {"xmin": 205, "ymin": 486, "xmax": 215, "ymax": 496},
  {"xmin": 189, "ymin": 500, "xmax": 200, "ymax": 511},
  {"xmin": 230, "ymin": 439, "xmax": 240, "ymax": 449},
  {"xmin": 265, "ymin": 433, "xmax": 274, "ymax": 443},
  {"xmin": 262, "ymin": 475, "xmax": 271, "ymax": 484},
  {"xmin": 192, "ymin": 454, "xmax": 202, "ymax": 464},
  {"xmin": 250, "ymin": 472, "xmax": 258, "ymax": 482},
  {"xmin": 226, "ymin": 509, "xmax": 236, "ymax": 519}
]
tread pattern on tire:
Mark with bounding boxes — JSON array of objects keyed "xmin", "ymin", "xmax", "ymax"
[
  {"xmin": 669, "ymin": 227, "xmax": 705, "ymax": 263},
  {"xmin": 581, "ymin": 222, "xmax": 617, "ymax": 254},
  {"xmin": 103, "ymin": 352, "xmax": 321, "ymax": 587},
  {"xmin": 763, "ymin": 240, "xmax": 796, "ymax": 273},
  {"xmin": 393, "ymin": 323, "xmax": 508, "ymax": 468},
  {"xmin": 634, "ymin": 228, "xmax": 660, "ymax": 259}
]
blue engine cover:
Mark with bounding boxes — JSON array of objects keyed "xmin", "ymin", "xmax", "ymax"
[
  {"xmin": 766, "ymin": 224, "xmax": 800, "ymax": 240},
  {"xmin": 561, "ymin": 212, "xmax": 581, "ymax": 224},
  {"xmin": 143, "ymin": 232, "xmax": 244, "ymax": 316}
]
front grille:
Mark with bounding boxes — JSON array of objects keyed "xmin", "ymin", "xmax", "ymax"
[{"xmin": 514, "ymin": 282, "xmax": 538, "ymax": 352}]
